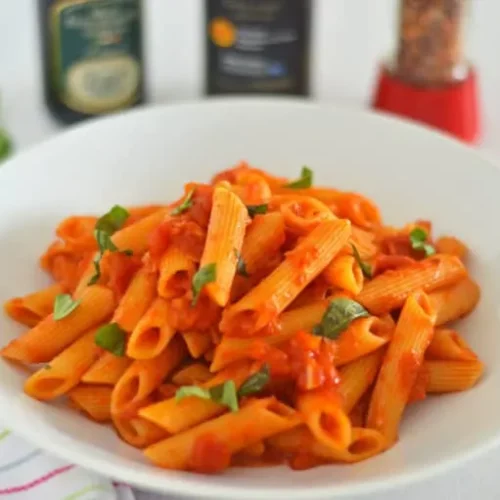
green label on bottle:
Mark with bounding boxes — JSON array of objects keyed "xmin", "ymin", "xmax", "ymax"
[{"xmin": 51, "ymin": 0, "xmax": 142, "ymax": 114}]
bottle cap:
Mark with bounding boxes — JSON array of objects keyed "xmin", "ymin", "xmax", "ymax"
[{"xmin": 371, "ymin": 65, "xmax": 481, "ymax": 144}]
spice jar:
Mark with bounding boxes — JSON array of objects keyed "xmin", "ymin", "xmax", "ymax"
[{"xmin": 372, "ymin": 0, "xmax": 480, "ymax": 143}]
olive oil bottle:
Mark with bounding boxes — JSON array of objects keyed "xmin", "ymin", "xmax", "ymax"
[
  {"xmin": 206, "ymin": 0, "xmax": 311, "ymax": 95},
  {"xmin": 39, "ymin": 0, "xmax": 145, "ymax": 124}
]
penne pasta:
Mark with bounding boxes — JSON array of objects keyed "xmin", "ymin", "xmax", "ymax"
[
  {"xmin": 199, "ymin": 187, "xmax": 249, "ymax": 307},
  {"xmin": 68, "ymin": 384, "xmax": 112, "ymax": 422},
  {"xmin": 157, "ymin": 245, "xmax": 195, "ymax": 299},
  {"xmin": 296, "ymin": 388, "xmax": 352, "ymax": 451},
  {"xmin": 279, "ymin": 196, "xmax": 335, "ymax": 236},
  {"xmin": 24, "ymin": 326, "xmax": 103, "ymax": 400},
  {"xmin": 81, "ymin": 353, "xmax": 131, "ymax": 385},
  {"xmin": 425, "ymin": 360, "xmax": 484, "ymax": 393},
  {"xmin": 139, "ymin": 361, "xmax": 253, "ymax": 434},
  {"xmin": 268, "ymin": 426, "xmax": 387, "ymax": 464},
  {"xmin": 111, "ymin": 336, "xmax": 186, "ymax": 417},
  {"xmin": 127, "ymin": 298, "xmax": 176, "ymax": 360},
  {"xmin": 357, "ymin": 255, "xmax": 467, "ymax": 315},
  {"xmin": 221, "ymin": 219, "xmax": 351, "ymax": 337},
  {"xmin": 144, "ymin": 397, "xmax": 301, "ymax": 471},
  {"xmin": 435, "ymin": 236, "xmax": 468, "ymax": 260},
  {"xmin": 171, "ymin": 363, "xmax": 212, "ymax": 386},
  {"xmin": 0, "ymin": 285, "xmax": 114, "ymax": 364},
  {"xmin": 366, "ymin": 292, "xmax": 435, "ymax": 443},
  {"xmin": 4, "ymin": 284, "xmax": 63, "ymax": 327},
  {"xmin": 336, "ymin": 315, "xmax": 394, "ymax": 366},
  {"xmin": 323, "ymin": 255, "xmax": 364, "ymax": 296},
  {"xmin": 426, "ymin": 328, "xmax": 478, "ymax": 361},
  {"xmin": 1, "ymin": 163, "xmax": 484, "ymax": 475},
  {"xmin": 338, "ymin": 350, "xmax": 385, "ymax": 414},
  {"xmin": 182, "ymin": 330, "xmax": 213, "ymax": 359},
  {"xmin": 75, "ymin": 207, "xmax": 170, "ymax": 294},
  {"xmin": 428, "ymin": 277, "xmax": 480, "ymax": 326},
  {"xmin": 211, "ymin": 300, "xmax": 328, "ymax": 372}
]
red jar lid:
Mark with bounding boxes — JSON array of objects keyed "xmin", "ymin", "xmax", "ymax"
[{"xmin": 372, "ymin": 66, "xmax": 481, "ymax": 144}]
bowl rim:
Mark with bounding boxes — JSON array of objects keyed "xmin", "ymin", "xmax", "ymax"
[{"xmin": 1, "ymin": 97, "xmax": 500, "ymax": 499}]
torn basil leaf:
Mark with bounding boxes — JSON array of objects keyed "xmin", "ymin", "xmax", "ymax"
[{"xmin": 313, "ymin": 298, "xmax": 369, "ymax": 340}]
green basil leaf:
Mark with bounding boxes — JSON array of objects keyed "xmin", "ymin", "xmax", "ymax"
[
  {"xmin": 234, "ymin": 249, "xmax": 249, "ymax": 277},
  {"xmin": 238, "ymin": 364, "xmax": 270, "ymax": 397},
  {"xmin": 351, "ymin": 244, "xmax": 372, "ymax": 279},
  {"xmin": 284, "ymin": 166, "xmax": 313, "ymax": 189},
  {"xmin": 94, "ymin": 323, "xmax": 127, "ymax": 357},
  {"xmin": 0, "ymin": 128, "xmax": 12, "ymax": 162},
  {"xmin": 53, "ymin": 294, "xmax": 81, "ymax": 321},
  {"xmin": 95, "ymin": 205, "xmax": 130, "ymax": 234},
  {"xmin": 43, "ymin": 364, "xmax": 52, "ymax": 370},
  {"xmin": 176, "ymin": 380, "xmax": 239, "ymax": 412},
  {"xmin": 313, "ymin": 298, "xmax": 370, "ymax": 340},
  {"xmin": 171, "ymin": 189, "xmax": 195, "ymax": 216},
  {"xmin": 90, "ymin": 206, "xmax": 133, "ymax": 286},
  {"xmin": 88, "ymin": 254, "xmax": 102, "ymax": 285},
  {"xmin": 409, "ymin": 228, "xmax": 436, "ymax": 257},
  {"xmin": 247, "ymin": 204, "xmax": 268, "ymax": 218},
  {"xmin": 191, "ymin": 263, "xmax": 217, "ymax": 306},
  {"xmin": 94, "ymin": 229, "xmax": 118, "ymax": 254}
]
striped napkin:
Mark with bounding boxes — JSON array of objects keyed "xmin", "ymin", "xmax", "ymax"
[{"xmin": 0, "ymin": 427, "xmax": 135, "ymax": 500}]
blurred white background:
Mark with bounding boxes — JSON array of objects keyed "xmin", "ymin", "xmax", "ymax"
[
  {"xmin": 1, "ymin": 0, "xmax": 499, "ymax": 153},
  {"xmin": 1, "ymin": 1, "xmax": 500, "ymax": 499}
]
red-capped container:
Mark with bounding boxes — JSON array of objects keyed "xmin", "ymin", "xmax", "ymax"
[{"xmin": 372, "ymin": 0, "xmax": 480, "ymax": 144}]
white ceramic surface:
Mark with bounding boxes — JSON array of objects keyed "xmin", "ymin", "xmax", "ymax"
[{"xmin": 0, "ymin": 100, "xmax": 499, "ymax": 500}]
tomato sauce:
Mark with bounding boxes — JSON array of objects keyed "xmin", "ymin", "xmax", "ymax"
[{"xmin": 188, "ymin": 433, "xmax": 231, "ymax": 474}]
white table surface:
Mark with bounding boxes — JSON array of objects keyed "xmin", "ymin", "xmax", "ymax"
[{"xmin": 1, "ymin": 1, "xmax": 500, "ymax": 499}]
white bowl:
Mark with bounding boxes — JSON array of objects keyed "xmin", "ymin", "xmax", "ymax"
[{"xmin": 0, "ymin": 99, "xmax": 499, "ymax": 499}]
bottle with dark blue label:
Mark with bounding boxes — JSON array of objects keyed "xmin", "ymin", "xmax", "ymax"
[
  {"xmin": 39, "ymin": 0, "xmax": 145, "ymax": 124},
  {"xmin": 206, "ymin": 0, "xmax": 311, "ymax": 95}
]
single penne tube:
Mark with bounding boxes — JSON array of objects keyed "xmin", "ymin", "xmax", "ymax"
[
  {"xmin": 366, "ymin": 292, "xmax": 435, "ymax": 443},
  {"xmin": 68, "ymin": 384, "xmax": 113, "ymax": 422},
  {"xmin": 139, "ymin": 361, "xmax": 253, "ymax": 434},
  {"xmin": 0, "ymin": 285, "xmax": 115, "ymax": 364},
  {"xmin": 157, "ymin": 245, "xmax": 195, "ymax": 299},
  {"xmin": 111, "ymin": 336, "xmax": 186, "ymax": 417},
  {"xmin": 334, "ymin": 192, "xmax": 382, "ymax": 229},
  {"xmin": 230, "ymin": 212, "xmax": 285, "ymax": 301},
  {"xmin": 74, "ymin": 207, "xmax": 169, "ymax": 294},
  {"xmin": 112, "ymin": 267, "xmax": 157, "ymax": 333},
  {"xmin": 435, "ymin": 236, "xmax": 468, "ymax": 260},
  {"xmin": 24, "ymin": 326, "xmax": 103, "ymax": 401},
  {"xmin": 428, "ymin": 277, "xmax": 480, "ymax": 326},
  {"xmin": 144, "ymin": 397, "xmax": 301, "ymax": 471},
  {"xmin": 210, "ymin": 300, "xmax": 329, "ymax": 372},
  {"xmin": 199, "ymin": 187, "xmax": 249, "ymax": 307},
  {"xmin": 4, "ymin": 283, "xmax": 63, "ymax": 327},
  {"xmin": 279, "ymin": 196, "xmax": 335, "ymax": 236},
  {"xmin": 228, "ymin": 171, "xmax": 272, "ymax": 206},
  {"xmin": 56, "ymin": 215, "xmax": 97, "ymax": 252},
  {"xmin": 81, "ymin": 353, "xmax": 131, "ymax": 385},
  {"xmin": 338, "ymin": 349, "xmax": 385, "ymax": 414},
  {"xmin": 357, "ymin": 254, "xmax": 467, "ymax": 315},
  {"xmin": 336, "ymin": 315, "xmax": 394, "ymax": 366},
  {"xmin": 296, "ymin": 389, "xmax": 352, "ymax": 451},
  {"xmin": 220, "ymin": 219, "xmax": 351, "ymax": 337},
  {"xmin": 113, "ymin": 398, "xmax": 167, "ymax": 449},
  {"xmin": 171, "ymin": 363, "xmax": 212, "ymax": 386},
  {"xmin": 237, "ymin": 213, "xmax": 285, "ymax": 276},
  {"xmin": 267, "ymin": 426, "xmax": 387, "ymax": 464},
  {"xmin": 322, "ymin": 255, "xmax": 363, "ymax": 295},
  {"xmin": 425, "ymin": 360, "xmax": 484, "ymax": 393},
  {"xmin": 426, "ymin": 328, "xmax": 478, "ymax": 361},
  {"xmin": 181, "ymin": 330, "xmax": 212, "ymax": 359},
  {"xmin": 127, "ymin": 298, "xmax": 176, "ymax": 360}
]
